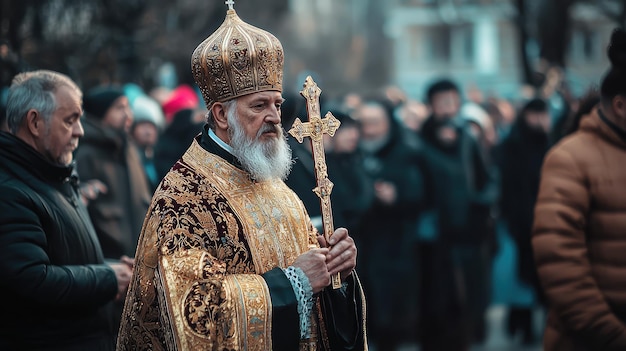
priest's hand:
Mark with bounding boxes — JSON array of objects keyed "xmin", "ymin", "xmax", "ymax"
[
  {"xmin": 292, "ymin": 248, "xmax": 331, "ymax": 293},
  {"xmin": 318, "ymin": 228, "xmax": 357, "ymax": 281}
]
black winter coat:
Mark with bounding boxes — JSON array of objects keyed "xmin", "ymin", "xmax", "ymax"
[
  {"xmin": 420, "ymin": 116, "xmax": 499, "ymax": 245},
  {"xmin": 357, "ymin": 121, "xmax": 424, "ymax": 338},
  {"xmin": 498, "ymin": 118, "xmax": 550, "ymax": 288},
  {"xmin": 0, "ymin": 131, "xmax": 118, "ymax": 351},
  {"xmin": 154, "ymin": 109, "xmax": 204, "ymax": 181},
  {"xmin": 74, "ymin": 117, "xmax": 151, "ymax": 259}
]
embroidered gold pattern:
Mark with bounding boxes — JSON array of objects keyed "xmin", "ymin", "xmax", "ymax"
[
  {"xmin": 223, "ymin": 275, "xmax": 272, "ymax": 350},
  {"xmin": 184, "ymin": 141, "xmax": 311, "ymax": 274},
  {"xmin": 117, "ymin": 140, "xmax": 323, "ymax": 350}
]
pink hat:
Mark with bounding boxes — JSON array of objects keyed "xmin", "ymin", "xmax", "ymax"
[{"xmin": 162, "ymin": 85, "xmax": 200, "ymax": 124}]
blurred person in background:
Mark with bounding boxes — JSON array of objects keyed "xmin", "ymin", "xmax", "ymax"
[
  {"xmin": 342, "ymin": 92, "xmax": 363, "ymax": 114},
  {"xmin": 466, "ymin": 83, "xmax": 485, "ymax": 106},
  {"xmin": 355, "ymin": 99, "xmax": 423, "ymax": 350},
  {"xmin": 462, "ymin": 102, "xmax": 499, "ymax": 154},
  {"xmin": 382, "ymin": 85, "xmax": 408, "ymax": 111},
  {"xmin": 0, "ymin": 70, "xmax": 131, "ymax": 351},
  {"xmin": 325, "ymin": 109, "xmax": 374, "ymax": 237},
  {"xmin": 74, "ymin": 85, "xmax": 151, "ymax": 337},
  {"xmin": 418, "ymin": 78, "xmax": 499, "ymax": 350},
  {"xmin": 161, "ymin": 84, "xmax": 200, "ymax": 125},
  {"xmin": 524, "ymin": 61, "xmax": 571, "ymax": 143},
  {"xmin": 153, "ymin": 86, "xmax": 203, "ymax": 181},
  {"xmin": 396, "ymin": 99, "xmax": 429, "ymax": 133},
  {"xmin": 0, "ymin": 39, "xmax": 26, "ymax": 92},
  {"xmin": 1, "ymin": 39, "xmax": 27, "ymax": 132},
  {"xmin": 498, "ymin": 98, "xmax": 552, "ymax": 345},
  {"xmin": 481, "ymin": 97, "xmax": 513, "ymax": 141},
  {"xmin": 76, "ymin": 86, "xmax": 151, "ymax": 260},
  {"xmin": 533, "ymin": 28, "xmax": 626, "ymax": 351},
  {"xmin": 130, "ymin": 94, "xmax": 165, "ymax": 191}
]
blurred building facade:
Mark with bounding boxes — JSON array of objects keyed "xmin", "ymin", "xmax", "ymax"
[
  {"xmin": 387, "ymin": 0, "xmax": 615, "ymax": 100},
  {"xmin": 285, "ymin": 0, "xmax": 390, "ymax": 97},
  {"xmin": 2, "ymin": 0, "xmax": 621, "ymax": 100}
]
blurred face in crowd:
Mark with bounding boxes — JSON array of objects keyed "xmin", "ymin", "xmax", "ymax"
[
  {"xmin": 131, "ymin": 122, "xmax": 158, "ymax": 149},
  {"xmin": 35, "ymin": 85, "xmax": 84, "ymax": 166},
  {"xmin": 430, "ymin": 90, "xmax": 461, "ymax": 120},
  {"xmin": 358, "ymin": 105, "xmax": 389, "ymax": 142},
  {"xmin": 333, "ymin": 124, "xmax": 360, "ymax": 154},
  {"xmin": 221, "ymin": 91, "xmax": 292, "ymax": 181},
  {"xmin": 524, "ymin": 110, "xmax": 551, "ymax": 134},
  {"xmin": 103, "ymin": 96, "xmax": 132, "ymax": 132},
  {"xmin": 343, "ymin": 93, "xmax": 362, "ymax": 112},
  {"xmin": 357, "ymin": 104, "xmax": 390, "ymax": 153},
  {"xmin": 0, "ymin": 43, "xmax": 8, "ymax": 57}
]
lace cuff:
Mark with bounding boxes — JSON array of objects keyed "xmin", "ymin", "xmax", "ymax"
[{"xmin": 284, "ymin": 266, "xmax": 314, "ymax": 339}]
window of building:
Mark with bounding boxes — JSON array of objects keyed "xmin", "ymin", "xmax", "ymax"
[
  {"xmin": 427, "ymin": 25, "xmax": 452, "ymax": 63},
  {"xmin": 582, "ymin": 29, "xmax": 596, "ymax": 62},
  {"xmin": 409, "ymin": 27, "xmax": 423, "ymax": 62},
  {"xmin": 570, "ymin": 26, "xmax": 598, "ymax": 63},
  {"xmin": 459, "ymin": 24, "xmax": 474, "ymax": 64}
]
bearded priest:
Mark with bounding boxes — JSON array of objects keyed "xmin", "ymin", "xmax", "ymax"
[{"xmin": 116, "ymin": 3, "xmax": 367, "ymax": 351}]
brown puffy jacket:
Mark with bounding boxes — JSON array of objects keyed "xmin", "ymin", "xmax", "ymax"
[{"xmin": 533, "ymin": 108, "xmax": 626, "ymax": 350}]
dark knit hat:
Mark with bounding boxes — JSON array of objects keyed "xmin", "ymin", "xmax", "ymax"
[
  {"xmin": 83, "ymin": 86, "xmax": 125, "ymax": 119},
  {"xmin": 601, "ymin": 28, "xmax": 626, "ymax": 99}
]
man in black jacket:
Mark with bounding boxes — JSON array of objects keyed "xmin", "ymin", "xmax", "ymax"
[
  {"xmin": 498, "ymin": 98, "xmax": 551, "ymax": 344},
  {"xmin": 418, "ymin": 79, "xmax": 499, "ymax": 350},
  {"xmin": 0, "ymin": 70, "xmax": 132, "ymax": 351},
  {"xmin": 355, "ymin": 100, "xmax": 423, "ymax": 349}
]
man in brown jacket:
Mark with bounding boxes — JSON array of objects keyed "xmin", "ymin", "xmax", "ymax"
[{"xmin": 533, "ymin": 28, "xmax": 626, "ymax": 350}]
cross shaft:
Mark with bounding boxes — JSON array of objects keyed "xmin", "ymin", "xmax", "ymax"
[{"xmin": 288, "ymin": 76, "xmax": 342, "ymax": 289}]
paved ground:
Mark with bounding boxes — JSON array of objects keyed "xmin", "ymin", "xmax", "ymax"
[{"xmin": 472, "ymin": 305, "xmax": 543, "ymax": 351}]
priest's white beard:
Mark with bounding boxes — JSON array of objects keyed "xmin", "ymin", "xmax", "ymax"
[{"xmin": 227, "ymin": 103, "xmax": 293, "ymax": 181}]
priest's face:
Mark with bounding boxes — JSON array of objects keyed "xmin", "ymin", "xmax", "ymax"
[
  {"xmin": 232, "ymin": 91, "xmax": 284, "ymax": 142},
  {"xmin": 226, "ymin": 91, "xmax": 293, "ymax": 181}
]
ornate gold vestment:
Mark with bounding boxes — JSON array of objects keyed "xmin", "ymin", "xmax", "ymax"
[{"xmin": 117, "ymin": 140, "xmax": 326, "ymax": 350}]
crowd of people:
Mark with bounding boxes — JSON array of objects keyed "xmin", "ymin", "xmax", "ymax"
[{"xmin": 0, "ymin": 3, "xmax": 625, "ymax": 351}]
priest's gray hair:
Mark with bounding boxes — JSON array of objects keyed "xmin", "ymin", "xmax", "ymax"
[
  {"xmin": 207, "ymin": 98, "xmax": 237, "ymax": 130},
  {"xmin": 6, "ymin": 70, "xmax": 82, "ymax": 134}
]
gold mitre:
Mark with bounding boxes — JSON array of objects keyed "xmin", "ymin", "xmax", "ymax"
[{"xmin": 191, "ymin": 3, "xmax": 284, "ymax": 108}]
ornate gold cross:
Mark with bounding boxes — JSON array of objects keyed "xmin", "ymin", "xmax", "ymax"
[{"xmin": 289, "ymin": 76, "xmax": 342, "ymax": 289}]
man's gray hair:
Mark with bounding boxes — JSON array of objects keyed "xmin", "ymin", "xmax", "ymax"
[
  {"xmin": 206, "ymin": 98, "xmax": 237, "ymax": 130},
  {"xmin": 6, "ymin": 70, "xmax": 82, "ymax": 134}
]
